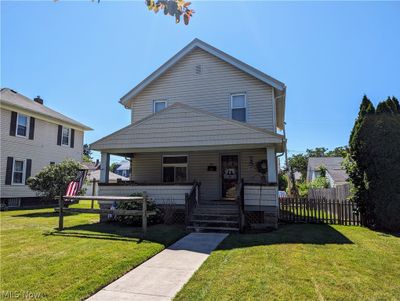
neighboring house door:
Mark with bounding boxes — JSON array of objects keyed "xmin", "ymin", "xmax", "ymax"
[{"xmin": 221, "ymin": 155, "xmax": 239, "ymax": 200}]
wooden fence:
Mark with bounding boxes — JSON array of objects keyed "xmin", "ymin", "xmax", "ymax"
[
  {"xmin": 308, "ymin": 184, "xmax": 350, "ymax": 201},
  {"xmin": 279, "ymin": 197, "xmax": 361, "ymax": 226}
]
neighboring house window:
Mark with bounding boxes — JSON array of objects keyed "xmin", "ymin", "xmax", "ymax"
[
  {"xmin": 62, "ymin": 127, "xmax": 70, "ymax": 146},
  {"xmin": 16, "ymin": 113, "xmax": 29, "ymax": 137},
  {"xmin": 162, "ymin": 155, "xmax": 188, "ymax": 183},
  {"xmin": 153, "ymin": 100, "xmax": 167, "ymax": 113},
  {"xmin": 231, "ymin": 94, "xmax": 247, "ymax": 122},
  {"xmin": 12, "ymin": 159, "xmax": 25, "ymax": 185}
]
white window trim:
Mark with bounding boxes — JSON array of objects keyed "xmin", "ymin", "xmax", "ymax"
[
  {"xmin": 153, "ymin": 100, "xmax": 168, "ymax": 114},
  {"xmin": 230, "ymin": 93, "xmax": 247, "ymax": 122},
  {"xmin": 162, "ymin": 155, "xmax": 188, "ymax": 183},
  {"xmin": 15, "ymin": 113, "xmax": 30, "ymax": 138},
  {"xmin": 61, "ymin": 126, "xmax": 70, "ymax": 146},
  {"xmin": 12, "ymin": 158, "xmax": 26, "ymax": 186}
]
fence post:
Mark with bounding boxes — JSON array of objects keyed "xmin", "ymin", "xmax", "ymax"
[
  {"xmin": 91, "ymin": 179, "xmax": 97, "ymax": 209},
  {"xmin": 58, "ymin": 193, "xmax": 64, "ymax": 231},
  {"xmin": 142, "ymin": 197, "xmax": 147, "ymax": 235}
]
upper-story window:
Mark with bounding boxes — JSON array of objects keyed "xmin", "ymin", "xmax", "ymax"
[
  {"xmin": 231, "ymin": 94, "xmax": 247, "ymax": 122},
  {"xmin": 153, "ymin": 100, "xmax": 167, "ymax": 113},
  {"xmin": 12, "ymin": 159, "xmax": 25, "ymax": 185},
  {"xmin": 16, "ymin": 113, "xmax": 29, "ymax": 137},
  {"xmin": 62, "ymin": 127, "xmax": 70, "ymax": 146}
]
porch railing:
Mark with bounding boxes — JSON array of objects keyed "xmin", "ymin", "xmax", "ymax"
[
  {"xmin": 236, "ymin": 178, "xmax": 245, "ymax": 232},
  {"xmin": 185, "ymin": 181, "xmax": 201, "ymax": 227}
]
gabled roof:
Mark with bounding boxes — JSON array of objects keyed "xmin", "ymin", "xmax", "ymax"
[
  {"xmin": 90, "ymin": 102, "xmax": 283, "ymax": 152},
  {"xmin": 0, "ymin": 88, "xmax": 92, "ymax": 131},
  {"xmin": 120, "ymin": 38, "xmax": 286, "ymax": 106},
  {"xmin": 307, "ymin": 157, "xmax": 348, "ymax": 184}
]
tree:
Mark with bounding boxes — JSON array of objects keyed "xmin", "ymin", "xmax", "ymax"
[
  {"xmin": 306, "ymin": 147, "xmax": 328, "ymax": 157},
  {"xmin": 146, "ymin": 0, "xmax": 194, "ymax": 25},
  {"xmin": 326, "ymin": 146, "xmax": 348, "ymax": 158},
  {"xmin": 287, "ymin": 153, "xmax": 308, "ymax": 180},
  {"xmin": 278, "ymin": 172, "xmax": 288, "ymax": 192},
  {"xmin": 83, "ymin": 144, "xmax": 92, "ymax": 163},
  {"xmin": 27, "ymin": 159, "xmax": 84, "ymax": 200},
  {"xmin": 110, "ymin": 162, "xmax": 119, "ymax": 173},
  {"xmin": 54, "ymin": 0, "xmax": 195, "ymax": 25},
  {"xmin": 347, "ymin": 95, "xmax": 400, "ymax": 231}
]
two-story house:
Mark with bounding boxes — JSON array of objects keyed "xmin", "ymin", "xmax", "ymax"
[
  {"xmin": 0, "ymin": 88, "xmax": 92, "ymax": 208},
  {"xmin": 90, "ymin": 39, "xmax": 286, "ymax": 230}
]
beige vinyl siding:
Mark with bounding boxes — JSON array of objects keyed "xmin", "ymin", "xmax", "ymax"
[
  {"xmin": 244, "ymin": 186, "xmax": 278, "ymax": 207},
  {"xmin": 130, "ymin": 48, "xmax": 275, "ymax": 131},
  {"xmin": 98, "ymin": 185, "xmax": 191, "ymax": 205},
  {"xmin": 0, "ymin": 108, "xmax": 84, "ymax": 198},
  {"xmin": 92, "ymin": 104, "xmax": 281, "ymax": 151},
  {"xmin": 129, "ymin": 149, "xmax": 267, "ymax": 201}
]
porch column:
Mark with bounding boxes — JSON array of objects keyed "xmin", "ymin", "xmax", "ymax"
[
  {"xmin": 100, "ymin": 152, "xmax": 110, "ymax": 183},
  {"xmin": 267, "ymin": 147, "xmax": 277, "ymax": 184}
]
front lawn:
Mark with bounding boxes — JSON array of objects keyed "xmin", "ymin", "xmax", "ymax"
[
  {"xmin": 0, "ymin": 201, "xmax": 185, "ymax": 300},
  {"xmin": 175, "ymin": 224, "xmax": 400, "ymax": 301}
]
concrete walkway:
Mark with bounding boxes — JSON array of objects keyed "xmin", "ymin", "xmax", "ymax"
[{"xmin": 87, "ymin": 232, "xmax": 228, "ymax": 301}]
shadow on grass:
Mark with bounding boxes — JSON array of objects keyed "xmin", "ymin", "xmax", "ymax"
[
  {"xmin": 219, "ymin": 224, "xmax": 353, "ymax": 250},
  {"xmin": 12, "ymin": 211, "xmax": 78, "ymax": 218},
  {"xmin": 44, "ymin": 222, "xmax": 185, "ymax": 246}
]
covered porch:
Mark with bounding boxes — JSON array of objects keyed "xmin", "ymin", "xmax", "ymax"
[{"xmin": 90, "ymin": 103, "xmax": 285, "ymax": 229}]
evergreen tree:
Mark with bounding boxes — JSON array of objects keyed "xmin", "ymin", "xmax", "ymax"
[
  {"xmin": 348, "ymin": 95, "xmax": 400, "ymax": 231},
  {"xmin": 347, "ymin": 95, "xmax": 375, "ymax": 225}
]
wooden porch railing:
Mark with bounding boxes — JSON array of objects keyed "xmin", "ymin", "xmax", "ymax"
[
  {"xmin": 236, "ymin": 178, "xmax": 245, "ymax": 232},
  {"xmin": 185, "ymin": 181, "xmax": 201, "ymax": 227}
]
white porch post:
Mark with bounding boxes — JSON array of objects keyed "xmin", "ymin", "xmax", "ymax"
[
  {"xmin": 100, "ymin": 152, "xmax": 110, "ymax": 183},
  {"xmin": 267, "ymin": 147, "xmax": 277, "ymax": 184}
]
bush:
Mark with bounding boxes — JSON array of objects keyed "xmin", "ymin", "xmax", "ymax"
[
  {"xmin": 27, "ymin": 159, "xmax": 84, "ymax": 200},
  {"xmin": 114, "ymin": 192, "xmax": 162, "ymax": 226}
]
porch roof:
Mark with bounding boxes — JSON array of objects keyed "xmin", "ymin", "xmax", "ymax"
[{"xmin": 90, "ymin": 103, "xmax": 284, "ymax": 153}]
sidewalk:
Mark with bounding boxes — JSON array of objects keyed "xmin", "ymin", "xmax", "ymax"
[{"xmin": 87, "ymin": 232, "xmax": 228, "ymax": 301}]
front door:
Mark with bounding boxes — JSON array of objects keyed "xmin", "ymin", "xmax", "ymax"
[{"xmin": 221, "ymin": 155, "xmax": 239, "ymax": 200}]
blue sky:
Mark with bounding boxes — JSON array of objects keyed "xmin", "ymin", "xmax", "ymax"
[{"xmin": 2, "ymin": 1, "xmax": 400, "ymax": 162}]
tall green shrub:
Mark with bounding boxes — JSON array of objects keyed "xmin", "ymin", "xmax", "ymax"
[{"xmin": 347, "ymin": 95, "xmax": 400, "ymax": 231}]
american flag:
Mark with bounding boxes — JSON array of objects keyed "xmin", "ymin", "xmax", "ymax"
[{"xmin": 65, "ymin": 169, "xmax": 88, "ymax": 197}]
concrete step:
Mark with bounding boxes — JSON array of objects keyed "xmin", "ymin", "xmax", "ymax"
[{"xmin": 187, "ymin": 226, "xmax": 239, "ymax": 232}]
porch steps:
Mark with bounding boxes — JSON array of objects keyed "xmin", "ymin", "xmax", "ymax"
[{"xmin": 187, "ymin": 201, "xmax": 240, "ymax": 232}]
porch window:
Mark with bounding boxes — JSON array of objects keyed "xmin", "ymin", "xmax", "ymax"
[
  {"xmin": 231, "ymin": 94, "xmax": 247, "ymax": 122},
  {"xmin": 16, "ymin": 113, "xmax": 29, "ymax": 137},
  {"xmin": 153, "ymin": 100, "xmax": 167, "ymax": 113},
  {"xmin": 162, "ymin": 155, "xmax": 188, "ymax": 183}
]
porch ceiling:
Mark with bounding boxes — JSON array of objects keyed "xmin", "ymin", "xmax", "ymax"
[{"xmin": 91, "ymin": 103, "xmax": 284, "ymax": 153}]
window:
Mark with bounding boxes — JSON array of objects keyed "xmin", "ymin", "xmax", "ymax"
[
  {"xmin": 16, "ymin": 113, "xmax": 28, "ymax": 137},
  {"xmin": 162, "ymin": 155, "xmax": 188, "ymax": 183},
  {"xmin": 62, "ymin": 127, "xmax": 70, "ymax": 146},
  {"xmin": 12, "ymin": 159, "xmax": 25, "ymax": 185},
  {"xmin": 231, "ymin": 94, "xmax": 247, "ymax": 122},
  {"xmin": 153, "ymin": 100, "xmax": 167, "ymax": 113}
]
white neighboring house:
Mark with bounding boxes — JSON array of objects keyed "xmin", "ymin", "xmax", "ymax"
[
  {"xmin": 82, "ymin": 162, "xmax": 129, "ymax": 196},
  {"xmin": 0, "ymin": 88, "xmax": 92, "ymax": 208},
  {"xmin": 115, "ymin": 160, "xmax": 131, "ymax": 178},
  {"xmin": 306, "ymin": 157, "xmax": 348, "ymax": 188},
  {"xmin": 90, "ymin": 39, "xmax": 287, "ymax": 230}
]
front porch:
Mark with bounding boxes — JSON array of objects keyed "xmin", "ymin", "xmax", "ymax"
[{"xmin": 90, "ymin": 103, "xmax": 284, "ymax": 230}]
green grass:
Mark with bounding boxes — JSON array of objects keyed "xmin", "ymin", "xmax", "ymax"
[
  {"xmin": 175, "ymin": 224, "xmax": 400, "ymax": 301},
  {"xmin": 0, "ymin": 201, "xmax": 185, "ymax": 300}
]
